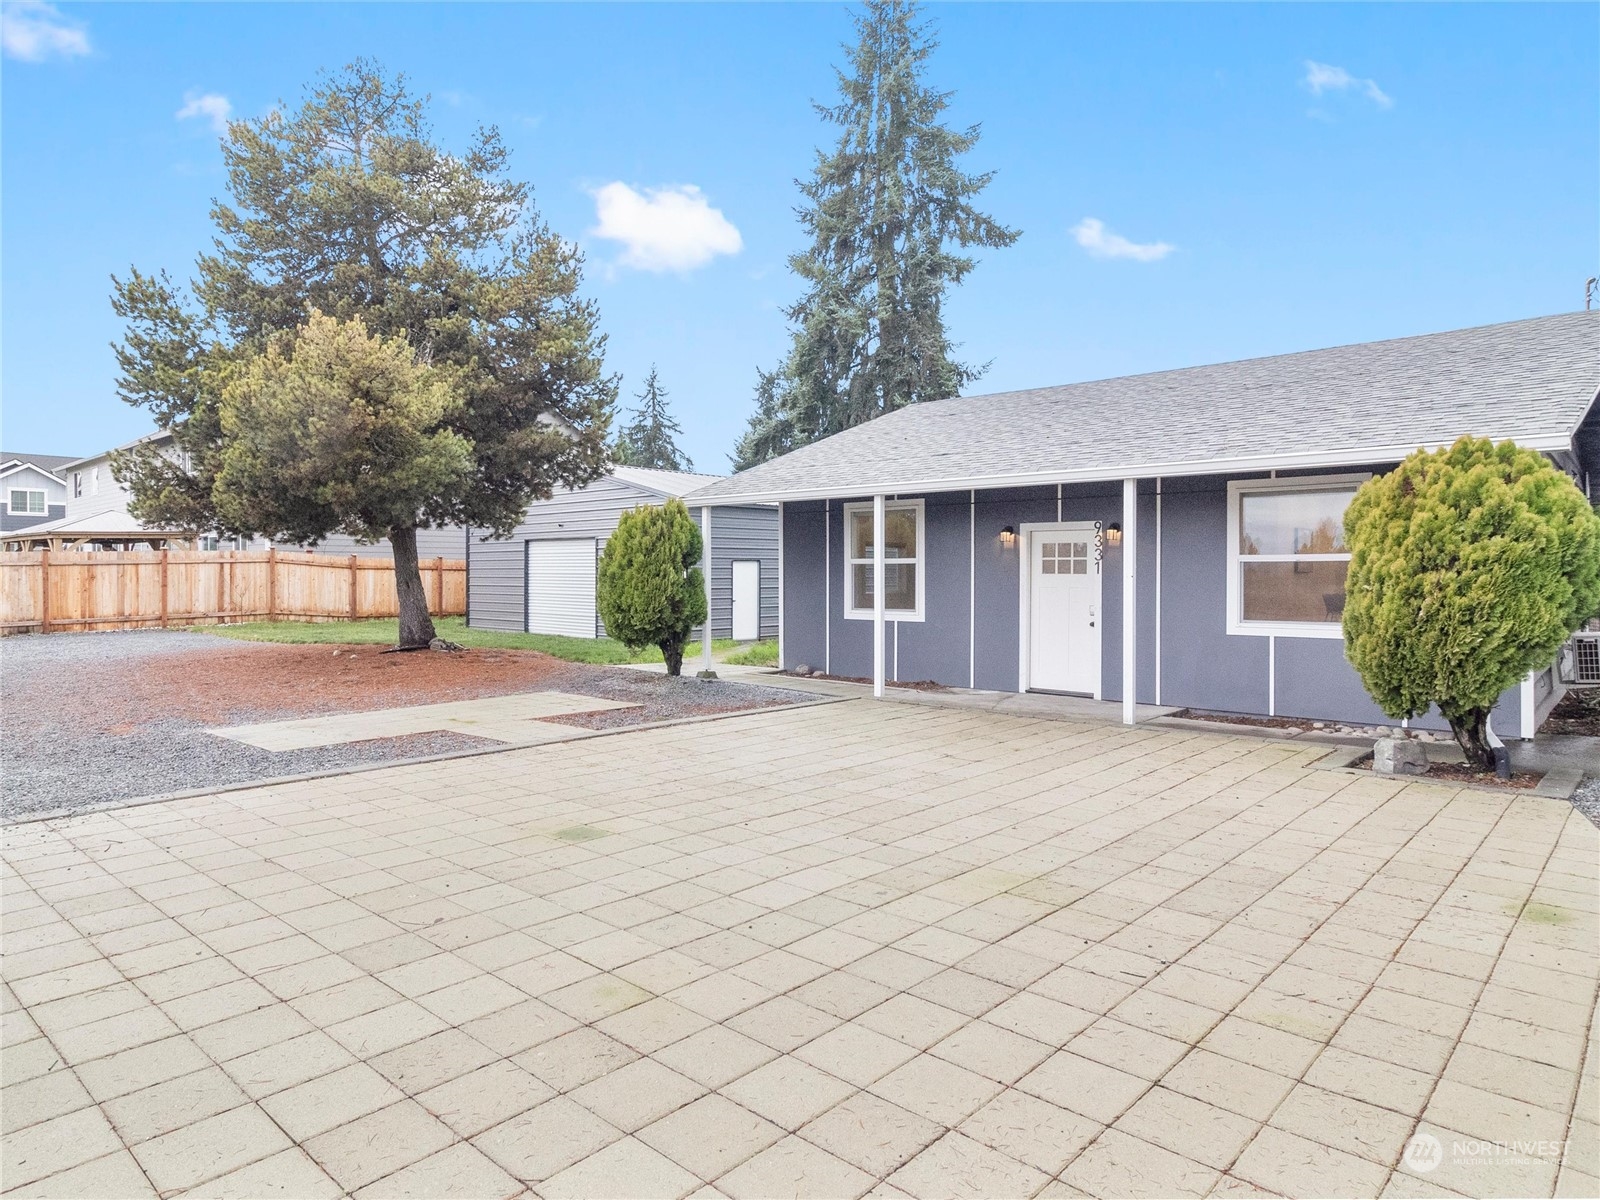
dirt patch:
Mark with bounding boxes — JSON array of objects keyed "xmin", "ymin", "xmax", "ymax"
[
  {"xmin": 1349, "ymin": 753, "xmax": 1542, "ymax": 790},
  {"xmin": 1545, "ymin": 689, "xmax": 1600, "ymax": 737},
  {"xmin": 2, "ymin": 631, "xmax": 815, "ymax": 818},
  {"xmin": 79, "ymin": 643, "xmax": 609, "ymax": 730}
]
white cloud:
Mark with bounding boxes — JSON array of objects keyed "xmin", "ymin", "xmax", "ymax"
[
  {"xmin": 1071, "ymin": 217, "xmax": 1174, "ymax": 263},
  {"xmin": 589, "ymin": 182, "xmax": 742, "ymax": 273},
  {"xmin": 176, "ymin": 90, "xmax": 232, "ymax": 133},
  {"xmin": 1303, "ymin": 60, "xmax": 1392, "ymax": 108},
  {"xmin": 2, "ymin": 0, "xmax": 89, "ymax": 62}
]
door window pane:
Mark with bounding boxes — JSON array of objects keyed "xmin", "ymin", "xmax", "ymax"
[
  {"xmin": 1240, "ymin": 489, "xmax": 1354, "ymax": 555},
  {"xmin": 1241, "ymin": 560, "xmax": 1349, "ymax": 623}
]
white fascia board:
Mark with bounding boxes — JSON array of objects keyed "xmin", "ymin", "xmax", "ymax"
[
  {"xmin": 691, "ymin": 432, "xmax": 1579, "ymax": 506},
  {"xmin": 0, "ymin": 462, "xmax": 66, "ymax": 484}
]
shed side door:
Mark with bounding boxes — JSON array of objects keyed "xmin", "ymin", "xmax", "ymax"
[{"xmin": 526, "ymin": 539, "xmax": 598, "ymax": 638}]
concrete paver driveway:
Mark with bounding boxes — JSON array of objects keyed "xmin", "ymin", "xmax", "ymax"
[{"xmin": 3, "ymin": 700, "xmax": 1595, "ymax": 1199}]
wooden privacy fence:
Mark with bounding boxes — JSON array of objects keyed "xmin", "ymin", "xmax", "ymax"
[{"xmin": 0, "ymin": 549, "xmax": 466, "ymax": 635}]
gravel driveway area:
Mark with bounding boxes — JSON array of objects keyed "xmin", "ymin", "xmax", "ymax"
[
  {"xmin": 1, "ymin": 630, "xmax": 809, "ymax": 821},
  {"xmin": 1573, "ymin": 775, "xmax": 1600, "ymax": 827}
]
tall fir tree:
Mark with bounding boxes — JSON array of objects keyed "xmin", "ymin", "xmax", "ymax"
[
  {"xmin": 732, "ymin": 0, "xmax": 1018, "ymax": 470},
  {"xmin": 614, "ymin": 366, "xmax": 693, "ymax": 471}
]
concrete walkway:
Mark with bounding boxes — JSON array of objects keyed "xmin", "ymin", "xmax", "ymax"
[{"xmin": 3, "ymin": 700, "xmax": 1595, "ymax": 1199}]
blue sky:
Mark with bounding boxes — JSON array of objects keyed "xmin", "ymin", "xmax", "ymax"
[{"xmin": 3, "ymin": 2, "xmax": 1595, "ymax": 470}]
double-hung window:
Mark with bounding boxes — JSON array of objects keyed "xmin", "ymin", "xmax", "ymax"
[
  {"xmin": 8, "ymin": 489, "xmax": 45, "ymax": 515},
  {"xmin": 843, "ymin": 499, "xmax": 925, "ymax": 621},
  {"xmin": 1226, "ymin": 475, "xmax": 1365, "ymax": 638}
]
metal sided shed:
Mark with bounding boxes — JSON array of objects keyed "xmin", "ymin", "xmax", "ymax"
[{"xmin": 466, "ymin": 466, "xmax": 779, "ymax": 640}]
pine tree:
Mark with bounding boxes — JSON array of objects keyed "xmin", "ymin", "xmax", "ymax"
[
  {"xmin": 109, "ymin": 62, "xmax": 615, "ymax": 648},
  {"xmin": 732, "ymin": 0, "xmax": 1018, "ymax": 471},
  {"xmin": 614, "ymin": 367, "xmax": 693, "ymax": 471}
]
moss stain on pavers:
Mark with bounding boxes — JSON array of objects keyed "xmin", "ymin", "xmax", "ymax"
[{"xmin": 553, "ymin": 825, "xmax": 611, "ymax": 843}]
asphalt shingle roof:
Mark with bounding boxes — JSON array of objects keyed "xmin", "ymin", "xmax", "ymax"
[
  {"xmin": 688, "ymin": 312, "xmax": 1599, "ymax": 504},
  {"xmin": 1, "ymin": 452, "xmax": 81, "ymax": 475}
]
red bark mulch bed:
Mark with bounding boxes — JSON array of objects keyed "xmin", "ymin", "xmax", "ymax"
[{"xmin": 1545, "ymin": 689, "xmax": 1600, "ymax": 737}]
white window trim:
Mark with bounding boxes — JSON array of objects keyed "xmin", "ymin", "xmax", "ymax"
[
  {"xmin": 843, "ymin": 498, "xmax": 925, "ymax": 622},
  {"xmin": 1225, "ymin": 473, "xmax": 1368, "ymax": 640},
  {"xmin": 8, "ymin": 488, "xmax": 46, "ymax": 515}
]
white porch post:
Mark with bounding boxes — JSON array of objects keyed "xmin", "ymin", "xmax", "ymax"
[
  {"xmin": 776, "ymin": 502, "xmax": 785, "ymax": 672},
  {"xmin": 873, "ymin": 493, "xmax": 886, "ymax": 699},
  {"xmin": 701, "ymin": 505, "xmax": 714, "ymax": 673},
  {"xmin": 1122, "ymin": 478, "xmax": 1138, "ymax": 726}
]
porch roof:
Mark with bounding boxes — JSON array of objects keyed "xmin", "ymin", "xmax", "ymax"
[{"xmin": 688, "ymin": 312, "xmax": 1599, "ymax": 505}]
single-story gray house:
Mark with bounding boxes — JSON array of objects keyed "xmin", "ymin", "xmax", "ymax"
[
  {"xmin": 467, "ymin": 466, "xmax": 778, "ymax": 640},
  {"xmin": 686, "ymin": 312, "xmax": 1599, "ymax": 736}
]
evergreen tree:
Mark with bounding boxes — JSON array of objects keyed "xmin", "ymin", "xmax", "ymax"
[
  {"xmin": 596, "ymin": 499, "xmax": 708, "ymax": 676},
  {"xmin": 733, "ymin": 0, "xmax": 1018, "ymax": 471},
  {"xmin": 615, "ymin": 366, "xmax": 693, "ymax": 471},
  {"xmin": 1343, "ymin": 437, "xmax": 1600, "ymax": 770},
  {"xmin": 110, "ymin": 61, "xmax": 615, "ymax": 648}
]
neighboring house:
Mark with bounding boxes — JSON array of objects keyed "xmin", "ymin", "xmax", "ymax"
[
  {"xmin": 8, "ymin": 430, "xmax": 466, "ymax": 557},
  {"xmin": 0, "ymin": 452, "xmax": 75, "ymax": 532},
  {"xmin": 687, "ymin": 312, "xmax": 1600, "ymax": 738},
  {"xmin": 6, "ymin": 434, "xmax": 194, "ymax": 549},
  {"xmin": 467, "ymin": 466, "xmax": 779, "ymax": 640}
]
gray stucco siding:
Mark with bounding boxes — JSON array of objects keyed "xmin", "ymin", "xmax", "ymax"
[
  {"xmin": 1155, "ymin": 475, "xmax": 1272, "ymax": 716},
  {"xmin": 780, "ymin": 502, "xmax": 827, "ymax": 671},
  {"xmin": 885, "ymin": 491, "xmax": 973, "ymax": 686}
]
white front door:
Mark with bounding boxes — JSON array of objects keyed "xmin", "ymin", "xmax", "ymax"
[
  {"xmin": 1027, "ymin": 526, "xmax": 1101, "ymax": 695},
  {"xmin": 731, "ymin": 560, "xmax": 760, "ymax": 641}
]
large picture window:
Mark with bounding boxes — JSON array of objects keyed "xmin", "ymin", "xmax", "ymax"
[
  {"xmin": 843, "ymin": 499, "xmax": 925, "ymax": 621},
  {"xmin": 1226, "ymin": 476, "xmax": 1364, "ymax": 637}
]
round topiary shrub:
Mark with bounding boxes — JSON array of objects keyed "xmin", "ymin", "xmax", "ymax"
[
  {"xmin": 596, "ymin": 497, "xmax": 708, "ymax": 676},
  {"xmin": 1343, "ymin": 436, "xmax": 1600, "ymax": 769}
]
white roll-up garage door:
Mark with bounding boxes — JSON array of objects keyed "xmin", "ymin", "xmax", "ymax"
[{"xmin": 526, "ymin": 539, "xmax": 597, "ymax": 638}]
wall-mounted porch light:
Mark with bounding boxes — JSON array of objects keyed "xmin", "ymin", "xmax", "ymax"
[
  {"xmin": 1106, "ymin": 522, "xmax": 1123, "ymax": 546},
  {"xmin": 999, "ymin": 526, "xmax": 1016, "ymax": 547}
]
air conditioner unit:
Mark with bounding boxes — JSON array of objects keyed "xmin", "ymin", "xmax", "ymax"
[{"xmin": 1559, "ymin": 632, "xmax": 1600, "ymax": 686}]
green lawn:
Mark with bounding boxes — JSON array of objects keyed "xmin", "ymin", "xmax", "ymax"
[
  {"xmin": 724, "ymin": 639, "xmax": 780, "ymax": 666},
  {"xmin": 199, "ymin": 616, "xmax": 772, "ymax": 668}
]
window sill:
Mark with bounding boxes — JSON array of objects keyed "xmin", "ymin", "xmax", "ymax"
[
  {"xmin": 1226, "ymin": 622, "xmax": 1344, "ymax": 640},
  {"xmin": 844, "ymin": 609, "xmax": 925, "ymax": 623}
]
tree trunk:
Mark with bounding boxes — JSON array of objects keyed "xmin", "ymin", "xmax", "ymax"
[
  {"xmin": 1446, "ymin": 707, "xmax": 1495, "ymax": 772},
  {"xmin": 390, "ymin": 524, "xmax": 438, "ymax": 648},
  {"xmin": 660, "ymin": 636, "xmax": 685, "ymax": 677}
]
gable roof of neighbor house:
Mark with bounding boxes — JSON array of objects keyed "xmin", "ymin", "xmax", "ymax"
[
  {"xmin": 688, "ymin": 312, "xmax": 1599, "ymax": 505},
  {"xmin": 1, "ymin": 452, "xmax": 79, "ymax": 481}
]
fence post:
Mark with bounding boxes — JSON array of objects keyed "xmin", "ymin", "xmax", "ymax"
[
  {"xmin": 39, "ymin": 548, "xmax": 50, "ymax": 634},
  {"xmin": 267, "ymin": 546, "xmax": 277, "ymax": 620},
  {"xmin": 349, "ymin": 554, "xmax": 359, "ymax": 619},
  {"xmin": 160, "ymin": 548, "xmax": 169, "ymax": 628},
  {"xmin": 434, "ymin": 556, "xmax": 443, "ymax": 615}
]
